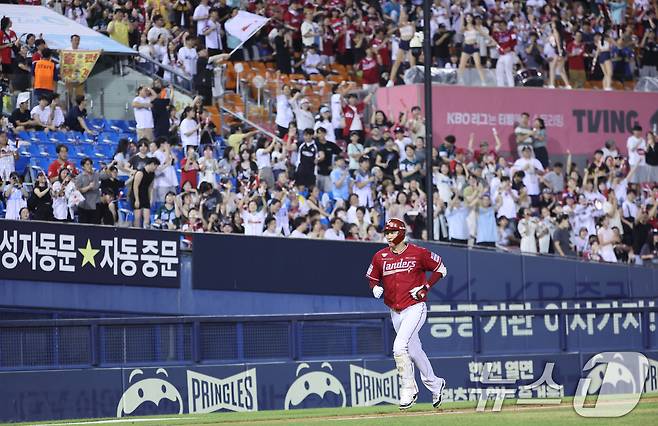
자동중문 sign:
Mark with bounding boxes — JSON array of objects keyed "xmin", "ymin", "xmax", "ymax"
[{"xmin": 0, "ymin": 220, "xmax": 180, "ymax": 287}]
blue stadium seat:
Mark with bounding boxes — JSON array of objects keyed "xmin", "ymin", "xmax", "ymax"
[
  {"xmin": 18, "ymin": 144, "xmax": 32, "ymax": 158},
  {"xmin": 37, "ymin": 144, "xmax": 57, "ymax": 158},
  {"xmin": 108, "ymin": 120, "xmax": 130, "ymax": 133},
  {"xmin": 76, "ymin": 144, "xmax": 95, "ymax": 159},
  {"xmin": 120, "ymin": 132, "xmax": 137, "ymax": 143},
  {"xmin": 87, "ymin": 118, "xmax": 107, "ymax": 133},
  {"xmin": 65, "ymin": 131, "xmax": 81, "ymax": 144},
  {"xmin": 99, "ymin": 132, "xmax": 121, "ymax": 144},
  {"xmin": 94, "ymin": 144, "xmax": 114, "ymax": 159},
  {"xmin": 15, "ymin": 156, "xmax": 30, "ymax": 175},
  {"xmin": 27, "ymin": 144, "xmax": 41, "ymax": 158},
  {"xmin": 117, "ymin": 198, "xmax": 134, "ymax": 223},
  {"xmin": 46, "ymin": 132, "xmax": 67, "ymax": 144},
  {"xmin": 79, "ymin": 133, "xmax": 96, "ymax": 144},
  {"xmin": 17, "ymin": 131, "xmax": 34, "ymax": 143},
  {"xmin": 31, "ymin": 132, "xmax": 51, "ymax": 144}
]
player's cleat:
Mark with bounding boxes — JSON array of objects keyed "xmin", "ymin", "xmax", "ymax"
[
  {"xmin": 432, "ymin": 378, "xmax": 447, "ymax": 408},
  {"xmin": 399, "ymin": 392, "xmax": 418, "ymax": 410}
]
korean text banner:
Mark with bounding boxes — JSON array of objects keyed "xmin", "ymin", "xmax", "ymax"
[
  {"xmin": 60, "ymin": 50, "xmax": 101, "ymax": 84},
  {"xmin": 376, "ymin": 84, "xmax": 658, "ymax": 155},
  {"xmin": 0, "ymin": 5, "xmax": 135, "ymax": 55},
  {"xmin": 0, "ymin": 220, "xmax": 180, "ymax": 288}
]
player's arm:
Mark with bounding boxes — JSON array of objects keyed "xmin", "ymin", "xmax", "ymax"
[
  {"xmin": 410, "ymin": 250, "xmax": 448, "ymax": 300},
  {"xmin": 365, "ymin": 256, "xmax": 384, "ymax": 298}
]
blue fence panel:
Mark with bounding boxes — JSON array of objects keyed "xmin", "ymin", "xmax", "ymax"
[
  {"xmin": 468, "ymin": 249, "xmax": 524, "ymax": 303},
  {"xmin": 523, "ymin": 255, "xmax": 579, "ymax": 301}
]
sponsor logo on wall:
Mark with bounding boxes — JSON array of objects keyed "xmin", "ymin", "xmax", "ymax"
[
  {"xmin": 284, "ymin": 362, "xmax": 346, "ymax": 410},
  {"xmin": 349, "ymin": 365, "xmax": 400, "ymax": 407},
  {"xmin": 187, "ymin": 369, "xmax": 258, "ymax": 413},
  {"xmin": 116, "ymin": 369, "xmax": 183, "ymax": 417},
  {"xmin": 574, "ymin": 352, "xmax": 650, "ymax": 417}
]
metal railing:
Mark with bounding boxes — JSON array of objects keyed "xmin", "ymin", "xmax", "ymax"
[
  {"xmin": 0, "ymin": 306, "xmax": 655, "ymax": 371},
  {"xmin": 129, "ymin": 54, "xmax": 195, "ymax": 95}
]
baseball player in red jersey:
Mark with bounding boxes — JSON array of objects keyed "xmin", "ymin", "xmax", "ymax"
[
  {"xmin": 366, "ymin": 218, "xmax": 447, "ymax": 410},
  {"xmin": 491, "ymin": 19, "xmax": 518, "ymax": 87}
]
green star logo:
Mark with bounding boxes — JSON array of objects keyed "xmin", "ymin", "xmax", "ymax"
[{"xmin": 78, "ymin": 239, "xmax": 100, "ymax": 268}]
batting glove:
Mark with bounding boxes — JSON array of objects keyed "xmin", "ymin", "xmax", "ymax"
[
  {"xmin": 410, "ymin": 284, "xmax": 429, "ymax": 300},
  {"xmin": 372, "ymin": 285, "xmax": 384, "ymax": 299}
]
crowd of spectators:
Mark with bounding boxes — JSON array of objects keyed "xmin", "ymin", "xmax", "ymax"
[
  {"xmin": 2, "ymin": 78, "xmax": 658, "ymax": 266},
  {"xmin": 1, "ymin": 0, "xmax": 658, "ymax": 266},
  {"xmin": 8, "ymin": 0, "xmax": 656, "ymax": 90}
]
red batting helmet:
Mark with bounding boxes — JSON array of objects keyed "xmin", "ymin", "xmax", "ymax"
[{"xmin": 384, "ymin": 218, "xmax": 406, "ymax": 245}]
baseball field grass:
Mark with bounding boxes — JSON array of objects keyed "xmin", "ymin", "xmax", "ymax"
[{"xmin": 19, "ymin": 397, "xmax": 658, "ymax": 426}]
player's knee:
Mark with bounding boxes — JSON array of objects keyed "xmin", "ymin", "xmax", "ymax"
[{"xmin": 393, "ymin": 340, "xmax": 409, "ymax": 357}]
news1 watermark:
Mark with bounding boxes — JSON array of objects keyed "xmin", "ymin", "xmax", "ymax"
[{"xmin": 475, "ymin": 352, "xmax": 651, "ymax": 417}]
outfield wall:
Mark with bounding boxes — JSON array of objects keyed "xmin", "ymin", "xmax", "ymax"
[
  {"xmin": 1, "ymin": 220, "xmax": 657, "ymax": 316},
  {"xmin": 1, "ymin": 352, "xmax": 658, "ymax": 422}
]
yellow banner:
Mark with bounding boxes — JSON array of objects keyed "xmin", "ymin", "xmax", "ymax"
[{"xmin": 60, "ymin": 50, "xmax": 101, "ymax": 84}]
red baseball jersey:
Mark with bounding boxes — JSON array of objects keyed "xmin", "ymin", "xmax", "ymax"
[
  {"xmin": 492, "ymin": 30, "xmax": 517, "ymax": 55},
  {"xmin": 366, "ymin": 243, "xmax": 444, "ymax": 311}
]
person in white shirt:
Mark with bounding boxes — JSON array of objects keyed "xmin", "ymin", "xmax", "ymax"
[
  {"xmin": 300, "ymin": 12, "xmax": 317, "ymax": 48},
  {"xmin": 192, "ymin": 0, "xmax": 211, "ymax": 36},
  {"xmin": 241, "ymin": 199, "xmax": 267, "ymax": 236},
  {"xmin": 179, "ymin": 106, "xmax": 200, "ymax": 148},
  {"xmin": 289, "ymin": 216, "xmax": 309, "ymax": 238},
  {"xmin": 147, "ymin": 14, "xmax": 171, "ymax": 45},
  {"xmin": 262, "ymin": 217, "xmax": 281, "ymax": 237},
  {"xmin": 301, "ymin": 46, "xmax": 323, "ymax": 75},
  {"xmin": 493, "ymin": 176, "xmax": 518, "ymax": 220},
  {"xmin": 621, "ymin": 189, "xmax": 638, "ymax": 221},
  {"xmin": 153, "ymin": 140, "xmax": 179, "ymax": 205},
  {"xmin": 255, "ymin": 137, "xmax": 276, "ymax": 189},
  {"xmin": 292, "ymin": 95, "xmax": 316, "ymax": 134},
  {"xmin": 626, "ymin": 124, "xmax": 646, "ymax": 167},
  {"xmin": 275, "ymin": 84, "xmax": 294, "ymax": 137},
  {"xmin": 314, "ymin": 106, "xmax": 335, "ymax": 142},
  {"xmin": 203, "ymin": 9, "xmax": 223, "ymax": 55},
  {"xmin": 49, "ymin": 94, "xmax": 66, "ymax": 130},
  {"xmin": 177, "ymin": 35, "xmax": 198, "ymax": 77},
  {"xmin": 132, "ymin": 86, "xmax": 157, "ymax": 141},
  {"xmin": 393, "ymin": 127, "xmax": 412, "ymax": 161},
  {"xmin": 597, "ymin": 215, "xmax": 618, "ymax": 263},
  {"xmin": 330, "ymin": 88, "xmax": 344, "ymax": 142},
  {"xmin": 511, "ymin": 146, "xmax": 544, "ymax": 197},
  {"xmin": 66, "ymin": 0, "xmax": 88, "ymax": 26},
  {"xmin": 30, "ymin": 95, "xmax": 54, "ymax": 131},
  {"xmin": 324, "ymin": 217, "xmax": 346, "ymax": 240}
]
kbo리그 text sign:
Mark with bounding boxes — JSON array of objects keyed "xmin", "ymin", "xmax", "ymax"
[
  {"xmin": 377, "ymin": 85, "xmax": 658, "ymax": 154},
  {"xmin": 0, "ymin": 220, "xmax": 180, "ymax": 287}
]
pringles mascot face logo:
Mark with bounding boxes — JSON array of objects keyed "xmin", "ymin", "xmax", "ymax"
[
  {"xmin": 116, "ymin": 368, "xmax": 184, "ymax": 417},
  {"xmin": 284, "ymin": 362, "xmax": 347, "ymax": 410}
]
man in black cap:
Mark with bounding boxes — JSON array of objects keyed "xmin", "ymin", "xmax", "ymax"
[{"xmin": 97, "ymin": 188, "xmax": 117, "ymax": 226}]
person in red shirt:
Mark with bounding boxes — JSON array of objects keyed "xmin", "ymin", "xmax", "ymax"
[
  {"xmin": 342, "ymin": 92, "xmax": 372, "ymax": 141},
  {"xmin": 366, "ymin": 218, "xmax": 447, "ymax": 410},
  {"xmin": 47, "ymin": 144, "xmax": 78, "ymax": 183},
  {"xmin": 357, "ymin": 46, "xmax": 381, "ymax": 91},
  {"xmin": 0, "ymin": 17, "xmax": 17, "ymax": 78},
  {"xmin": 491, "ymin": 19, "xmax": 517, "ymax": 87},
  {"xmin": 566, "ymin": 31, "xmax": 586, "ymax": 88},
  {"xmin": 283, "ymin": 1, "xmax": 304, "ymax": 51},
  {"xmin": 180, "ymin": 145, "xmax": 200, "ymax": 189}
]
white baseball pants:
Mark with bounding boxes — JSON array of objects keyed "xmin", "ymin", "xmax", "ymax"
[
  {"xmin": 391, "ymin": 302, "xmax": 444, "ymax": 394},
  {"xmin": 496, "ymin": 52, "xmax": 515, "ymax": 87}
]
